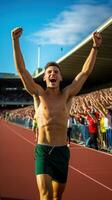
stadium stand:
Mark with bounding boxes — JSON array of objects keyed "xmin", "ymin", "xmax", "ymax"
[{"xmin": 0, "ymin": 73, "xmax": 33, "ymax": 109}]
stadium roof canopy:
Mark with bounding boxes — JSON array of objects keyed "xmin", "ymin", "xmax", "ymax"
[
  {"xmin": 0, "ymin": 17, "xmax": 112, "ymax": 94},
  {"xmin": 35, "ymin": 17, "xmax": 112, "ymax": 94}
]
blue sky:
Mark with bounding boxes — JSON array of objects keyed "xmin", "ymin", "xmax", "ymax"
[{"xmin": 0, "ymin": 0, "xmax": 112, "ymax": 75}]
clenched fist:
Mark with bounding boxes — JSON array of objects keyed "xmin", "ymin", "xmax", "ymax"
[
  {"xmin": 93, "ymin": 32, "xmax": 102, "ymax": 48},
  {"xmin": 11, "ymin": 27, "xmax": 23, "ymax": 40}
]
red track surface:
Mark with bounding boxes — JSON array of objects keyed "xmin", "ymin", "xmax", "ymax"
[{"xmin": 0, "ymin": 119, "xmax": 112, "ymax": 200}]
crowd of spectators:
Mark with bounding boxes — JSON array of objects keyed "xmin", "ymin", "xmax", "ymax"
[
  {"xmin": 6, "ymin": 106, "xmax": 34, "ymax": 128},
  {"xmin": 1, "ymin": 87, "xmax": 112, "ymax": 153},
  {"xmin": 70, "ymin": 87, "xmax": 112, "ymax": 116},
  {"xmin": 69, "ymin": 87, "xmax": 112, "ymax": 152}
]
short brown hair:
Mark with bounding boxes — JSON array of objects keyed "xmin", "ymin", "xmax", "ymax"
[{"xmin": 44, "ymin": 62, "xmax": 61, "ymax": 72}]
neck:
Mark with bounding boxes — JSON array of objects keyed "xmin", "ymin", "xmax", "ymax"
[{"xmin": 46, "ymin": 87, "xmax": 61, "ymax": 95}]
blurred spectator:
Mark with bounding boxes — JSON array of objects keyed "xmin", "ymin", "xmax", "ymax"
[
  {"xmin": 86, "ymin": 111, "xmax": 99, "ymax": 150},
  {"xmin": 99, "ymin": 113, "xmax": 107, "ymax": 149},
  {"xmin": 106, "ymin": 109, "xmax": 112, "ymax": 150}
]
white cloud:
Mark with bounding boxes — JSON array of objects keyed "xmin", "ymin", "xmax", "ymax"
[{"xmin": 27, "ymin": 3, "xmax": 112, "ymax": 45}]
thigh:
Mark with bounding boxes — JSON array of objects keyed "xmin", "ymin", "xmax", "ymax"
[
  {"xmin": 52, "ymin": 180, "xmax": 66, "ymax": 200},
  {"xmin": 36, "ymin": 174, "xmax": 53, "ymax": 199}
]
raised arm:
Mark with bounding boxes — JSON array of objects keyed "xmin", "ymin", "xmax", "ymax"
[
  {"xmin": 65, "ymin": 32, "xmax": 102, "ymax": 98},
  {"xmin": 11, "ymin": 27, "xmax": 43, "ymax": 96}
]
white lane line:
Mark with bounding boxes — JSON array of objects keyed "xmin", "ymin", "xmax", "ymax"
[
  {"xmin": 5, "ymin": 124, "xmax": 35, "ymax": 146},
  {"xmin": 69, "ymin": 164, "xmax": 112, "ymax": 192},
  {"xmin": 71, "ymin": 142, "xmax": 112, "ymax": 157}
]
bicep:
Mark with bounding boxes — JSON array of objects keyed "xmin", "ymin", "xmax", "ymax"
[
  {"xmin": 65, "ymin": 72, "xmax": 88, "ymax": 97},
  {"xmin": 19, "ymin": 70, "xmax": 43, "ymax": 95}
]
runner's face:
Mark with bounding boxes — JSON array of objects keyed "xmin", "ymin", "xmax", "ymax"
[{"xmin": 43, "ymin": 66, "xmax": 62, "ymax": 88}]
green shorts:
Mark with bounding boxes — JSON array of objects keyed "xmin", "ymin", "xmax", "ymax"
[{"xmin": 34, "ymin": 144, "xmax": 70, "ymax": 183}]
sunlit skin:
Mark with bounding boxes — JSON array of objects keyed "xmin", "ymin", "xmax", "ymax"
[
  {"xmin": 11, "ymin": 27, "xmax": 102, "ymax": 200},
  {"xmin": 35, "ymin": 66, "xmax": 71, "ymax": 146}
]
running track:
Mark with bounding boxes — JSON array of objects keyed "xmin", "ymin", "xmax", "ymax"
[{"xmin": 0, "ymin": 119, "xmax": 112, "ymax": 200}]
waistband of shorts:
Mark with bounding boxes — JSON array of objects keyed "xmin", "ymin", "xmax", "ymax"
[{"xmin": 36, "ymin": 143, "xmax": 67, "ymax": 148}]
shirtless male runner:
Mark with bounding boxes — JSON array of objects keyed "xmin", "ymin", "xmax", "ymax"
[{"xmin": 11, "ymin": 27, "xmax": 102, "ymax": 200}]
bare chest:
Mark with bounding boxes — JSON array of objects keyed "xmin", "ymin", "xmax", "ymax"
[{"xmin": 37, "ymin": 94, "xmax": 69, "ymax": 117}]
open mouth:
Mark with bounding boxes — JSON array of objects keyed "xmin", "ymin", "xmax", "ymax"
[{"xmin": 50, "ymin": 78, "xmax": 56, "ymax": 83}]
